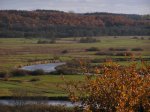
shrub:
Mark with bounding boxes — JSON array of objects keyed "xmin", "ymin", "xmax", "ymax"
[
  {"xmin": 108, "ymin": 47, "xmax": 115, "ymax": 51},
  {"xmin": 37, "ymin": 39, "xmax": 49, "ymax": 44},
  {"xmin": 56, "ymin": 59, "xmax": 91, "ymax": 75},
  {"xmin": 53, "ymin": 55, "xmax": 60, "ymax": 60},
  {"xmin": 115, "ymin": 52, "xmax": 125, "ymax": 56},
  {"xmin": 29, "ymin": 78, "xmax": 40, "ymax": 82},
  {"xmin": 49, "ymin": 38, "xmax": 56, "ymax": 44},
  {"xmin": 115, "ymin": 52, "xmax": 132, "ymax": 56},
  {"xmin": 11, "ymin": 69, "xmax": 47, "ymax": 77},
  {"xmin": 66, "ymin": 61, "xmax": 150, "ymax": 112},
  {"xmin": 86, "ymin": 47, "xmax": 100, "ymax": 51},
  {"xmin": 131, "ymin": 36, "xmax": 138, "ymax": 39},
  {"xmin": 56, "ymin": 65, "xmax": 79, "ymax": 75},
  {"xmin": 141, "ymin": 37, "xmax": 144, "ymax": 40},
  {"xmin": 0, "ymin": 71, "xmax": 7, "ymax": 78},
  {"xmin": 37, "ymin": 38, "xmax": 56, "ymax": 44},
  {"xmin": 62, "ymin": 50, "xmax": 68, "ymax": 54},
  {"xmin": 91, "ymin": 58, "xmax": 105, "ymax": 63},
  {"xmin": 131, "ymin": 48, "xmax": 143, "ymax": 51},
  {"xmin": 31, "ymin": 69, "xmax": 45, "ymax": 76},
  {"xmin": 95, "ymin": 52, "xmax": 114, "ymax": 56},
  {"xmin": 79, "ymin": 37, "xmax": 100, "ymax": 43},
  {"xmin": 11, "ymin": 69, "xmax": 28, "ymax": 77},
  {"xmin": 109, "ymin": 48, "xmax": 127, "ymax": 51}
]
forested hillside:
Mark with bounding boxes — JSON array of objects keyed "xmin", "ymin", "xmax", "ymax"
[{"xmin": 0, "ymin": 10, "xmax": 149, "ymax": 38}]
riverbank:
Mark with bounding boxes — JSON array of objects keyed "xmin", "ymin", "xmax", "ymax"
[
  {"xmin": 0, "ymin": 104, "xmax": 79, "ymax": 112},
  {"xmin": 0, "ymin": 96, "xmax": 69, "ymax": 101}
]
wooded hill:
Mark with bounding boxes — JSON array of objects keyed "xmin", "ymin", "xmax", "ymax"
[{"xmin": 0, "ymin": 10, "xmax": 149, "ymax": 38}]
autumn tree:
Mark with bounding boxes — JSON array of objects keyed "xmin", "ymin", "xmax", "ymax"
[{"xmin": 65, "ymin": 61, "xmax": 150, "ymax": 112}]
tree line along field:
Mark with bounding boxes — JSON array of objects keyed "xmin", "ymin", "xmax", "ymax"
[
  {"xmin": 0, "ymin": 10, "xmax": 149, "ymax": 38},
  {"xmin": 0, "ymin": 36, "xmax": 150, "ymax": 97}
]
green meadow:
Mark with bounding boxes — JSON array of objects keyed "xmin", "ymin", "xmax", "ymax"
[
  {"xmin": 0, "ymin": 75, "xmax": 84, "ymax": 97},
  {"xmin": 0, "ymin": 36, "xmax": 149, "ymax": 97}
]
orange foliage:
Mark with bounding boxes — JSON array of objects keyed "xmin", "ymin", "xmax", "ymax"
[
  {"xmin": 67, "ymin": 61, "xmax": 150, "ymax": 112},
  {"xmin": 1, "ymin": 10, "xmax": 148, "ymax": 28}
]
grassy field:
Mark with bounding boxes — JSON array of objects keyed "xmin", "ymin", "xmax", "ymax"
[
  {"xmin": 0, "ymin": 36, "xmax": 150, "ymax": 97},
  {"xmin": 0, "ymin": 36, "xmax": 149, "ymax": 71},
  {"xmin": 0, "ymin": 75, "xmax": 84, "ymax": 97}
]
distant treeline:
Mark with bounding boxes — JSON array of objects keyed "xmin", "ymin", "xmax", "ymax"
[{"xmin": 0, "ymin": 10, "xmax": 150, "ymax": 38}]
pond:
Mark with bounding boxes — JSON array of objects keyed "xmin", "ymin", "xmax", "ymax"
[{"xmin": 21, "ymin": 62, "xmax": 65, "ymax": 72}]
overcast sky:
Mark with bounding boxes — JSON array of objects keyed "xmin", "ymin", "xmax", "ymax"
[{"xmin": 0, "ymin": 0, "xmax": 150, "ymax": 14}]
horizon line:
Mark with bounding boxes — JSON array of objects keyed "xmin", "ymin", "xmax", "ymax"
[{"xmin": 0, "ymin": 9, "xmax": 149, "ymax": 15}]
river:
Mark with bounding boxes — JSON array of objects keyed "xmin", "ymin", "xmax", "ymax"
[{"xmin": 0, "ymin": 99, "xmax": 79, "ymax": 107}]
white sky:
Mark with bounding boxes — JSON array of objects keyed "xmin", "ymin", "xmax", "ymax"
[{"xmin": 0, "ymin": 0, "xmax": 150, "ymax": 14}]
